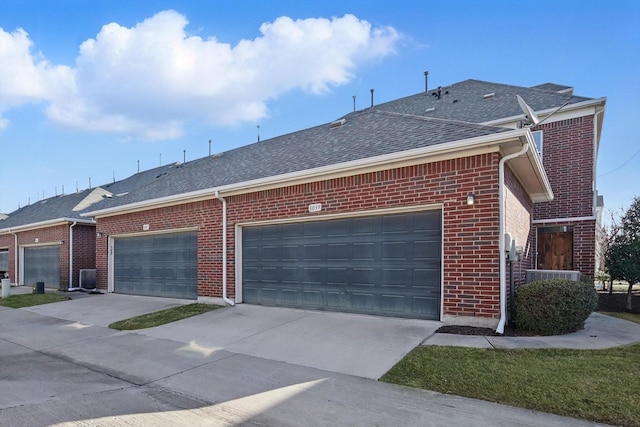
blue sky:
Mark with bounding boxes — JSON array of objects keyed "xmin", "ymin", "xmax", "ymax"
[{"xmin": 0, "ymin": 0, "xmax": 638, "ymax": 218}]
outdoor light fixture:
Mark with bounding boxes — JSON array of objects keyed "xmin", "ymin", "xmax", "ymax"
[{"xmin": 466, "ymin": 193, "xmax": 476, "ymax": 206}]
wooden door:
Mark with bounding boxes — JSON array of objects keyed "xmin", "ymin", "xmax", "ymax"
[{"xmin": 537, "ymin": 229, "xmax": 573, "ymax": 270}]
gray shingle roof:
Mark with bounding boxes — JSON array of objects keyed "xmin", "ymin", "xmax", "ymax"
[
  {"xmin": 375, "ymin": 79, "xmax": 592, "ymax": 124},
  {"xmin": 86, "ymin": 108, "xmax": 510, "ymax": 211},
  {"xmin": 0, "ymin": 189, "xmax": 94, "ymax": 229},
  {"xmin": 0, "ymin": 163, "xmax": 181, "ymax": 229}
]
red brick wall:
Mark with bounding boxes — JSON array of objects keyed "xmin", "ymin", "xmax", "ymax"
[
  {"xmin": 532, "ymin": 114, "xmax": 597, "ymax": 277},
  {"xmin": 71, "ymin": 225, "xmax": 96, "ymax": 287},
  {"xmin": 533, "ymin": 116, "xmax": 595, "ymax": 220},
  {"xmin": 505, "ymin": 166, "xmax": 534, "ymax": 286},
  {"xmin": 96, "ymin": 153, "xmax": 510, "ymax": 322}
]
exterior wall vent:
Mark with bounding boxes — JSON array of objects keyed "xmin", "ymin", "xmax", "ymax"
[
  {"xmin": 525, "ymin": 269, "xmax": 581, "ymax": 283},
  {"xmin": 79, "ymin": 269, "xmax": 97, "ymax": 289},
  {"xmin": 329, "ymin": 118, "xmax": 346, "ymax": 129}
]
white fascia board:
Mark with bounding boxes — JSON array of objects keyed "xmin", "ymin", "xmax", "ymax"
[
  {"xmin": 0, "ymin": 217, "xmax": 96, "ymax": 234},
  {"xmin": 83, "ymin": 129, "xmax": 532, "ymax": 218},
  {"xmin": 483, "ymin": 97, "xmax": 607, "ymax": 128}
]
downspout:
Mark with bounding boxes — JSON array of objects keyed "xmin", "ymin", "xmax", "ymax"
[
  {"xmin": 68, "ymin": 221, "xmax": 80, "ymax": 290},
  {"xmin": 496, "ymin": 142, "xmax": 530, "ymax": 334},
  {"xmin": 215, "ymin": 191, "xmax": 235, "ymax": 306},
  {"xmin": 10, "ymin": 230, "xmax": 18, "ymax": 285}
]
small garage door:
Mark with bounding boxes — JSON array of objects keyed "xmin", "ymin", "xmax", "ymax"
[
  {"xmin": 242, "ymin": 210, "xmax": 441, "ymax": 320},
  {"xmin": 24, "ymin": 245, "xmax": 60, "ymax": 289},
  {"xmin": 113, "ymin": 231, "xmax": 198, "ymax": 299},
  {"xmin": 0, "ymin": 249, "xmax": 8, "ymax": 273}
]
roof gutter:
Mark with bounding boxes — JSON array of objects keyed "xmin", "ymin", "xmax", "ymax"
[
  {"xmin": 0, "ymin": 217, "xmax": 95, "ymax": 235},
  {"xmin": 483, "ymin": 97, "xmax": 607, "ymax": 127},
  {"xmin": 215, "ymin": 191, "xmax": 235, "ymax": 306},
  {"xmin": 84, "ymin": 129, "xmax": 537, "ymax": 218},
  {"xmin": 496, "ymin": 141, "xmax": 530, "ymax": 334}
]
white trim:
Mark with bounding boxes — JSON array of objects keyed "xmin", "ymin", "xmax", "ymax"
[
  {"xmin": 83, "ymin": 130, "xmax": 533, "ymax": 218},
  {"xmin": 0, "ymin": 218, "xmax": 95, "ymax": 234},
  {"xmin": 107, "ymin": 236, "xmax": 114, "ymax": 293},
  {"xmin": 532, "ymin": 216, "xmax": 596, "ymax": 224},
  {"xmin": 482, "ymin": 97, "xmax": 606, "ymax": 128},
  {"xmin": 106, "ymin": 226, "xmax": 198, "ymax": 239},
  {"xmin": 235, "ymin": 204, "xmax": 443, "ymax": 228},
  {"xmin": 234, "ymin": 204, "xmax": 444, "ymax": 320}
]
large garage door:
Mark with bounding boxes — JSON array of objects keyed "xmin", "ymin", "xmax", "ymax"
[
  {"xmin": 113, "ymin": 231, "xmax": 198, "ymax": 299},
  {"xmin": 242, "ymin": 210, "xmax": 441, "ymax": 319},
  {"xmin": 24, "ymin": 245, "xmax": 60, "ymax": 289}
]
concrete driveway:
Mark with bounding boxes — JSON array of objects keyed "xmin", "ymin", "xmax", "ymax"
[
  {"xmin": 0, "ymin": 292, "xmax": 605, "ymax": 426},
  {"xmin": 17, "ymin": 290, "xmax": 440, "ymax": 379}
]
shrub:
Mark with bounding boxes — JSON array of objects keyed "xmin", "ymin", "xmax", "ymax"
[{"xmin": 515, "ymin": 279, "xmax": 598, "ymax": 335}]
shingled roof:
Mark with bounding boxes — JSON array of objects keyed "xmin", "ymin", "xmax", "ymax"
[
  {"xmin": 84, "ymin": 108, "xmax": 510, "ymax": 212},
  {"xmin": 0, "ymin": 163, "xmax": 180, "ymax": 230},
  {"xmin": 374, "ymin": 79, "xmax": 592, "ymax": 124}
]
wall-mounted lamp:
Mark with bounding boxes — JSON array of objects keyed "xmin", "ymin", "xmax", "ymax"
[{"xmin": 466, "ymin": 193, "xmax": 476, "ymax": 206}]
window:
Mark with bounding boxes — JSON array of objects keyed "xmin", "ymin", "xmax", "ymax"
[{"xmin": 532, "ymin": 130, "xmax": 543, "ymax": 157}]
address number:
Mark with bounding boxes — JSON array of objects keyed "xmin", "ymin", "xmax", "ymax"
[{"xmin": 308, "ymin": 203, "xmax": 322, "ymax": 213}]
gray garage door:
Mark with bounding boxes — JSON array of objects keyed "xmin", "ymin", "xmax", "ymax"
[
  {"xmin": 0, "ymin": 249, "xmax": 8, "ymax": 273},
  {"xmin": 24, "ymin": 245, "xmax": 60, "ymax": 289},
  {"xmin": 113, "ymin": 231, "xmax": 198, "ymax": 299},
  {"xmin": 242, "ymin": 210, "xmax": 441, "ymax": 320}
]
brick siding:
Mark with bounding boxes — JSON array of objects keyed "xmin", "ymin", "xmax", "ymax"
[{"xmin": 96, "ymin": 152, "xmax": 519, "ymax": 323}]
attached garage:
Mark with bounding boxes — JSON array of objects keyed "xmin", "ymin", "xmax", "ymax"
[
  {"xmin": 23, "ymin": 245, "xmax": 60, "ymax": 289},
  {"xmin": 241, "ymin": 210, "xmax": 442, "ymax": 320},
  {"xmin": 112, "ymin": 231, "xmax": 198, "ymax": 299}
]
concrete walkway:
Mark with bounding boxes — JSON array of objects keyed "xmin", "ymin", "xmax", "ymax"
[
  {"xmin": 423, "ymin": 312, "xmax": 640, "ymax": 349},
  {"xmin": 0, "ymin": 292, "xmax": 616, "ymax": 426}
]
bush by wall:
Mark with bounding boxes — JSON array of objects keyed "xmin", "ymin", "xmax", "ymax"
[{"xmin": 515, "ymin": 279, "xmax": 598, "ymax": 336}]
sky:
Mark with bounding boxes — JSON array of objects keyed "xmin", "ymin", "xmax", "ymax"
[{"xmin": 0, "ymin": 0, "xmax": 639, "ymax": 218}]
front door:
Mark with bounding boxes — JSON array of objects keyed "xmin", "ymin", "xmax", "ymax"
[{"xmin": 537, "ymin": 227, "xmax": 573, "ymax": 270}]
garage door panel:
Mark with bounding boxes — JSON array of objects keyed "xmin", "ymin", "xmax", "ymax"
[
  {"xmin": 114, "ymin": 231, "xmax": 197, "ymax": 299},
  {"xmin": 242, "ymin": 211, "xmax": 441, "ymax": 319},
  {"xmin": 24, "ymin": 246, "xmax": 60, "ymax": 288}
]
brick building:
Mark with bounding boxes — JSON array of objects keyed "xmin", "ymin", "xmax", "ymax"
[{"xmin": 2, "ymin": 78, "xmax": 606, "ymax": 332}]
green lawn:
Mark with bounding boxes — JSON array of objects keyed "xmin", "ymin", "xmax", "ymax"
[
  {"xmin": 109, "ymin": 303, "xmax": 221, "ymax": 330},
  {"xmin": 602, "ymin": 311, "xmax": 640, "ymax": 325},
  {"xmin": 0, "ymin": 293, "xmax": 70, "ymax": 308},
  {"xmin": 382, "ymin": 344, "xmax": 640, "ymax": 427}
]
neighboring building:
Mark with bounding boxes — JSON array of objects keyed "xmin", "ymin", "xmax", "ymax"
[
  {"xmin": 0, "ymin": 189, "xmax": 101, "ymax": 290},
  {"xmin": 0, "ymin": 163, "xmax": 182, "ymax": 290}
]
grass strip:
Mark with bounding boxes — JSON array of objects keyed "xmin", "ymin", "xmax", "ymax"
[
  {"xmin": 601, "ymin": 311, "xmax": 640, "ymax": 325},
  {"xmin": 109, "ymin": 303, "xmax": 220, "ymax": 330},
  {"xmin": 0, "ymin": 293, "xmax": 70, "ymax": 308},
  {"xmin": 381, "ymin": 344, "xmax": 640, "ymax": 427}
]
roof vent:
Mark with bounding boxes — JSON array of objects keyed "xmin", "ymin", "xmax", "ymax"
[
  {"xmin": 483, "ymin": 92, "xmax": 495, "ymax": 100},
  {"xmin": 425, "ymin": 107, "xmax": 436, "ymax": 113},
  {"xmin": 329, "ymin": 118, "xmax": 346, "ymax": 129}
]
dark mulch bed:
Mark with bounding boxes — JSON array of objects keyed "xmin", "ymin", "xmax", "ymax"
[
  {"xmin": 436, "ymin": 324, "xmax": 531, "ymax": 337},
  {"xmin": 438, "ymin": 291, "xmax": 640, "ymax": 337}
]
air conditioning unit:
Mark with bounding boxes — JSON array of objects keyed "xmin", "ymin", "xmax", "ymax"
[
  {"xmin": 79, "ymin": 269, "xmax": 97, "ymax": 290},
  {"xmin": 526, "ymin": 269, "xmax": 581, "ymax": 283}
]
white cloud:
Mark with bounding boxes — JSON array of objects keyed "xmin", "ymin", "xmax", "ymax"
[
  {"xmin": 0, "ymin": 10, "xmax": 400, "ymax": 139},
  {"xmin": 0, "ymin": 27, "xmax": 74, "ymax": 130}
]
